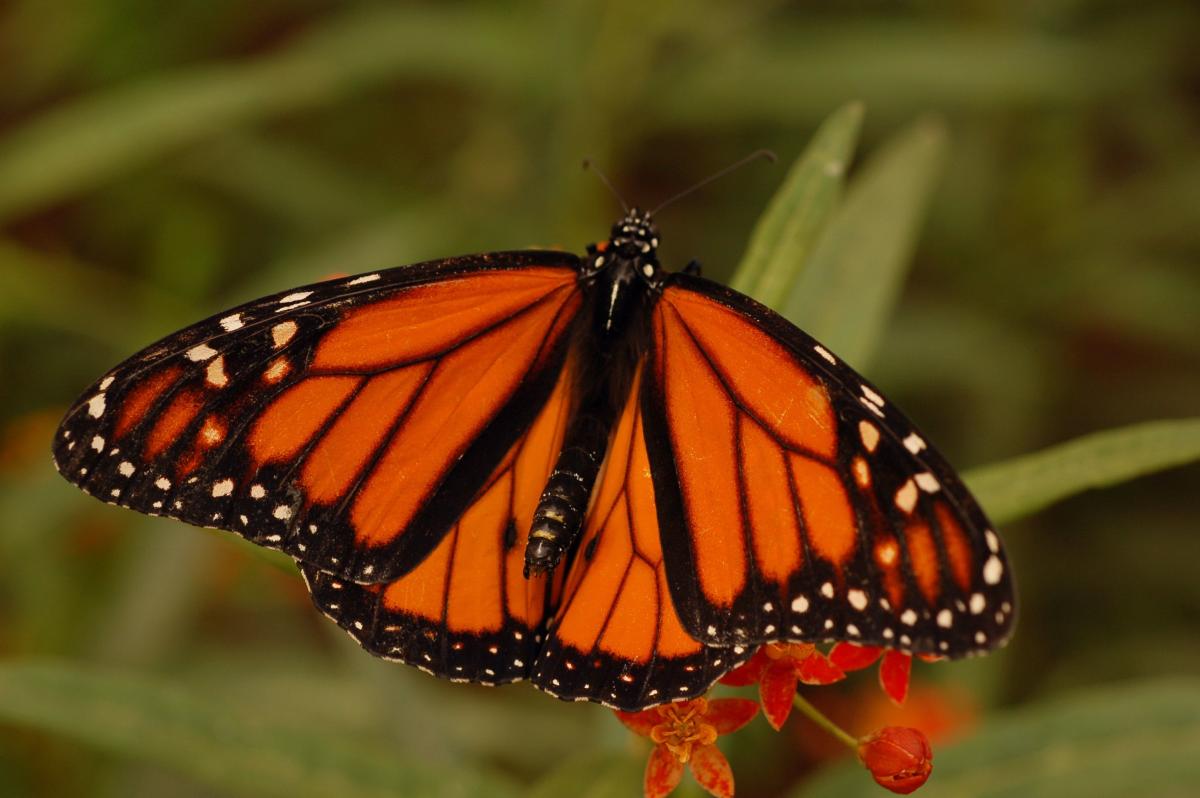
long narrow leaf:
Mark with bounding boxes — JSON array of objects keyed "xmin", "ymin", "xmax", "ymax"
[
  {"xmin": 0, "ymin": 7, "xmax": 536, "ymax": 221},
  {"xmin": 965, "ymin": 418, "xmax": 1200, "ymax": 524},
  {"xmin": 781, "ymin": 117, "xmax": 946, "ymax": 367},
  {"xmin": 0, "ymin": 661, "xmax": 518, "ymax": 798},
  {"xmin": 731, "ymin": 101, "xmax": 864, "ymax": 306}
]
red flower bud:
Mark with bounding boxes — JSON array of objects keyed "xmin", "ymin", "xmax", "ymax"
[{"xmin": 857, "ymin": 726, "xmax": 933, "ymax": 794}]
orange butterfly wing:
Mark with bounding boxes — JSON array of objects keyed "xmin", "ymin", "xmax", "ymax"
[
  {"xmin": 53, "ymin": 253, "xmax": 583, "ymax": 583},
  {"xmin": 531, "ymin": 367, "xmax": 751, "ymax": 709},
  {"xmin": 300, "ymin": 359, "xmax": 577, "ymax": 683},
  {"xmin": 643, "ymin": 277, "xmax": 1016, "ymax": 659}
]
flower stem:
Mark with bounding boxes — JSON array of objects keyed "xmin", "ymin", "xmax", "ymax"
[{"xmin": 792, "ymin": 693, "xmax": 858, "ymax": 750}]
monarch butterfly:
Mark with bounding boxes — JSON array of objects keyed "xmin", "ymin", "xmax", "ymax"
[{"xmin": 53, "ymin": 206, "xmax": 1015, "ymax": 710}]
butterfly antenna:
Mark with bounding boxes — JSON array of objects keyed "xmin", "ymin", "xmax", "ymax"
[
  {"xmin": 649, "ymin": 149, "xmax": 777, "ymax": 216},
  {"xmin": 582, "ymin": 158, "xmax": 630, "ymax": 214}
]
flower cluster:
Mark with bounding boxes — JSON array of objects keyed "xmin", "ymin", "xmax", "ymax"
[
  {"xmin": 615, "ymin": 697, "xmax": 759, "ymax": 798},
  {"xmin": 615, "ymin": 642, "xmax": 935, "ymax": 797}
]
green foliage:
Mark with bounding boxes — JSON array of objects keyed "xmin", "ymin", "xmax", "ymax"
[
  {"xmin": 792, "ymin": 680, "xmax": 1200, "ymax": 798},
  {"xmin": 967, "ymin": 417, "xmax": 1200, "ymax": 524},
  {"xmin": 0, "ymin": 661, "xmax": 519, "ymax": 798},
  {"xmin": 731, "ymin": 101, "xmax": 863, "ymax": 307},
  {"xmin": 1, "ymin": 2, "xmax": 1197, "ymax": 796},
  {"xmin": 779, "ymin": 117, "xmax": 947, "ymax": 367}
]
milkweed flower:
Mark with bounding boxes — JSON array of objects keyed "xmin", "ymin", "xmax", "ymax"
[
  {"xmin": 614, "ymin": 697, "xmax": 758, "ymax": 798},
  {"xmin": 828, "ymin": 642, "xmax": 913, "ymax": 705},
  {"xmin": 719, "ymin": 643, "xmax": 845, "ymax": 729},
  {"xmin": 857, "ymin": 726, "xmax": 933, "ymax": 794}
]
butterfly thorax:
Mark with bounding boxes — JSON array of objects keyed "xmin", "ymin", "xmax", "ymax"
[{"xmin": 523, "ymin": 210, "xmax": 663, "ymax": 578}]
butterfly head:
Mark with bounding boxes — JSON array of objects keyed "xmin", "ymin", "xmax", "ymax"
[
  {"xmin": 587, "ymin": 208, "xmax": 663, "ymax": 285},
  {"xmin": 608, "ymin": 208, "xmax": 659, "ymax": 258}
]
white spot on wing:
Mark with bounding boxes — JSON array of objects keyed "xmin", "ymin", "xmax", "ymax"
[
  {"xmin": 894, "ymin": 479, "xmax": 918, "ymax": 514},
  {"xmin": 186, "ymin": 344, "xmax": 218, "ymax": 362},
  {"xmin": 117, "ymin": 461, "xmax": 135, "ymax": 477},
  {"xmin": 271, "ymin": 321, "xmax": 298, "ymax": 348},
  {"xmin": 212, "ymin": 479, "xmax": 234, "ymax": 497},
  {"xmin": 848, "ymin": 589, "xmax": 867, "ymax": 610},
  {"xmin": 859, "ymin": 420, "xmax": 880, "ymax": 452},
  {"xmin": 860, "ymin": 397, "xmax": 885, "ymax": 418},
  {"xmin": 813, "ymin": 345, "xmax": 836, "ymax": 364},
  {"xmin": 861, "ymin": 384, "xmax": 885, "ymax": 407},
  {"xmin": 985, "ymin": 529, "xmax": 1000, "ymax": 553},
  {"xmin": 87, "ymin": 394, "xmax": 106, "ymax": 417},
  {"xmin": 791, "ymin": 595, "xmax": 809, "ymax": 613},
  {"xmin": 155, "ymin": 477, "xmax": 171, "ymax": 490},
  {"xmin": 983, "ymin": 555, "xmax": 1003, "ymax": 585},
  {"xmin": 969, "ymin": 593, "xmax": 986, "ymax": 614},
  {"xmin": 915, "ymin": 472, "xmax": 940, "ymax": 493},
  {"xmin": 820, "ymin": 582, "xmax": 834, "ymax": 598},
  {"xmin": 347, "ymin": 274, "xmax": 381, "ymax": 286},
  {"xmin": 937, "ymin": 609, "xmax": 953, "ymax": 628},
  {"xmin": 220, "ymin": 314, "xmax": 244, "ymax": 332},
  {"xmin": 273, "ymin": 504, "xmax": 292, "ymax": 520},
  {"xmin": 900, "ymin": 609, "xmax": 918, "ymax": 626},
  {"xmin": 903, "ymin": 433, "xmax": 926, "ymax": 454},
  {"xmin": 250, "ymin": 484, "xmax": 266, "ymax": 499},
  {"xmin": 205, "ymin": 355, "xmax": 228, "ymax": 388},
  {"xmin": 91, "ymin": 435, "xmax": 105, "ymax": 452},
  {"xmin": 278, "ymin": 291, "xmax": 313, "ymax": 304},
  {"xmin": 99, "ymin": 376, "xmax": 115, "ymax": 391}
]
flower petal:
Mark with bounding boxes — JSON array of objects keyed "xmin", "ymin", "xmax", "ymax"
[
  {"xmin": 719, "ymin": 647, "xmax": 767, "ymax": 686},
  {"xmin": 690, "ymin": 744, "xmax": 736, "ymax": 798},
  {"xmin": 759, "ymin": 662, "xmax": 800, "ymax": 730},
  {"xmin": 879, "ymin": 650, "xmax": 912, "ymax": 706},
  {"xmin": 645, "ymin": 744, "xmax": 685, "ymax": 798},
  {"xmin": 703, "ymin": 697, "xmax": 760, "ymax": 735},
  {"xmin": 829, "ymin": 642, "xmax": 883, "ymax": 671},
  {"xmin": 616, "ymin": 707, "xmax": 663, "ymax": 738},
  {"xmin": 795, "ymin": 651, "xmax": 846, "ymax": 686}
]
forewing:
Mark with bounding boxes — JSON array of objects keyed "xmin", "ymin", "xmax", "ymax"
[
  {"xmin": 532, "ymin": 366, "xmax": 750, "ymax": 710},
  {"xmin": 53, "ymin": 252, "xmax": 583, "ymax": 583},
  {"xmin": 643, "ymin": 275, "xmax": 1016, "ymax": 659},
  {"xmin": 300, "ymin": 358, "xmax": 577, "ymax": 684}
]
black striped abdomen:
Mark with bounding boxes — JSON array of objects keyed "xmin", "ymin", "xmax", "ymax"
[{"xmin": 524, "ymin": 411, "xmax": 611, "ymax": 576}]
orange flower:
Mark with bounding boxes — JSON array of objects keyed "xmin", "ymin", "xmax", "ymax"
[
  {"xmin": 615, "ymin": 697, "xmax": 759, "ymax": 798},
  {"xmin": 857, "ymin": 726, "xmax": 933, "ymax": 794},
  {"xmin": 720, "ymin": 643, "xmax": 845, "ymax": 730},
  {"xmin": 828, "ymin": 642, "xmax": 913, "ymax": 705}
]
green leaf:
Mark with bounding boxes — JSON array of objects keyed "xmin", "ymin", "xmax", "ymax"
[
  {"xmin": 791, "ymin": 678, "xmax": 1200, "ymax": 798},
  {"xmin": 0, "ymin": 661, "xmax": 518, "ymax": 798},
  {"xmin": 965, "ymin": 417, "xmax": 1200, "ymax": 524},
  {"xmin": 731, "ymin": 101, "xmax": 864, "ymax": 307},
  {"xmin": 0, "ymin": 7, "xmax": 538, "ymax": 221},
  {"xmin": 781, "ymin": 116, "xmax": 947, "ymax": 368}
]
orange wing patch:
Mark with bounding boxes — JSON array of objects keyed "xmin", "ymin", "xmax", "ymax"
[
  {"xmin": 647, "ymin": 280, "xmax": 1015, "ymax": 661},
  {"xmin": 652, "ymin": 290, "xmax": 859, "ymax": 635},
  {"xmin": 300, "ymin": 361, "xmax": 575, "ymax": 685},
  {"xmin": 533, "ymin": 367, "xmax": 748, "ymax": 710},
  {"xmin": 53, "ymin": 257, "xmax": 584, "ymax": 588}
]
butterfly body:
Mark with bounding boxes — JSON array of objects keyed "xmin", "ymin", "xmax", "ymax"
[
  {"xmin": 53, "ymin": 208, "xmax": 1015, "ymax": 710},
  {"xmin": 527, "ymin": 209, "xmax": 663, "ymax": 576}
]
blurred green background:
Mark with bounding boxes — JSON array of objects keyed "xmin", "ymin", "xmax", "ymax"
[{"xmin": 2, "ymin": 2, "xmax": 1198, "ymax": 797}]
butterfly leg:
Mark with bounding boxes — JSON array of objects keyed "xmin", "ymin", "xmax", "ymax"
[{"xmin": 682, "ymin": 260, "xmax": 702, "ymax": 276}]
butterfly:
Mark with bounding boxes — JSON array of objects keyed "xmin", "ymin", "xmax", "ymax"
[{"xmin": 53, "ymin": 207, "xmax": 1015, "ymax": 710}]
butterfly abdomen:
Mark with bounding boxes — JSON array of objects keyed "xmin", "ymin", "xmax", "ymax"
[{"xmin": 525, "ymin": 411, "xmax": 610, "ymax": 576}]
